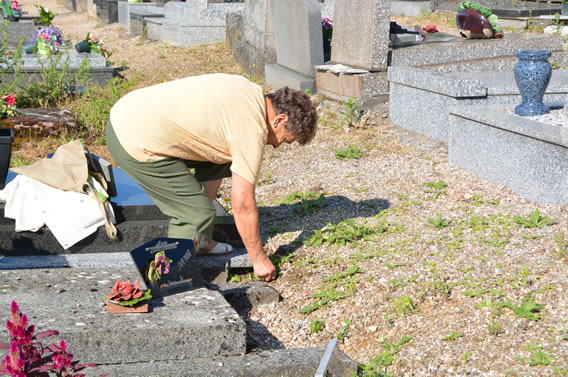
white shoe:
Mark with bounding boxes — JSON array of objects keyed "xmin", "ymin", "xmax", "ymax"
[{"xmin": 196, "ymin": 242, "xmax": 233, "ymax": 256}]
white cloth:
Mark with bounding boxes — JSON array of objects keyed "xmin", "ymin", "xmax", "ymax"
[{"xmin": 0, "ymin": 175, "xmax": 113, "ymax": 249}]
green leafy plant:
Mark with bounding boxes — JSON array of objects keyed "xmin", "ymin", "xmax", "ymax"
[
  {"xmin": 324, "ymin": 265, "xmax": 359, "ymax": 282},
  {"xmin": 340, "ymin": 96, "xmax": 360, "ymax": 127},
  {"xmin": 513, "ymin": 208, "xmax": 555, "ymax": 228},
  {"xmin": 337, "ymin": 319, "xmax": 351, "ymax": 340},
  {"xmin": 500, "ymin": 293, "xmax": 545, "ymax": 321},
  {"xmin": 304, "ymin": 219, "xmax": 375, "ymax": 246},
  {"xmin": 550, "ymin": 13, "xmax": 563, "ymax": 34},
  {"xmin": 393, "ymin": 295, "xmax": 416, "ymax": 316},
  {"xmin": 488, "ymin": 322, "xmax": 504, "ymax": 336},
  {"xmin": 290, "ymin": 193, "xmax": 328, "ymax": 216},
  {"xmin": 442, "ymin": 330, "xmax": 464, "ymax": 342},
  {"xmin": 35, "ymin": 4, "xmax": 56, "ymax": 26},
  {"xmin": 71, "ymin": 76, "xmax": 136, "ymax": 144},
  {"xmin": 359, "ymin": 336, "xmax": 413, "ymax": 374},
  {"xmin": 309, "ymin": 319, "xmax": 325, "ymax": 334},
  {"xmin": 427, "ymin": 213, "xmax": 451, "ymax": 229},
  {"xmin": 334, "ymin": 144, "xmax": 364, "ymax": 160}
]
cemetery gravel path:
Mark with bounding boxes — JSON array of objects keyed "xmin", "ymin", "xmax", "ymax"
[{"xmin": 20, "ymin": 2, "xmax": 568, "ymax": 376}]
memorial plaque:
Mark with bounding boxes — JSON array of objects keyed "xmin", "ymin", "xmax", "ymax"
[{"xmin": 129, "ymin": 238, "xmax": 203, "ymax": 297}]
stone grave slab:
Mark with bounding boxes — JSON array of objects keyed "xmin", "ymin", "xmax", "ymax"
[
  {"xmin": 331, "ymin": 0, "xmax": 391, "ymax": 71},
  {"xmin": 90, "ymin": 347, "xmax": 358, "ymax": 377},
  {"xmin": 0, "ymin": 166, "xmax": 244, "ymax": 255},
  {"xmin": 265, "ymin": 0, "xmax": 323, "ymax": 92},
  {"xmin": 0, "ymin": 267, "xmax": 246, "ymax": 364},
  {"xmin": 449, "ymin": 103, "xmax": 568, "ymax": 205},
  {"xmin": 118, "ymin": 2, "xmax": 164, "ymax": 33},
  {"xmin": 3, "ymin": 20, "xmax": 41, "ymax": 45},
  {"xmin": 388, "ymin": 67, "xmax": 568, "ymax": 143},
  {"xmin": 1, "ymin": 48, "xmax": 114, "ymax": 88}
]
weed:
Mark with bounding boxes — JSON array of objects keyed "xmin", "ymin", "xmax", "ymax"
[
  {"xmin": 393, "ymin": 295, "xmax": 416, "ymax": 316},
  {"xmin": 554, "ymin": 232, "xmax": 568, "ymax": 259},
  {"xmin": 528, "ymin": 350, "xmax": 556, "ymax": 366},
  {"xmin": 299, "ymin": 303, "xmax": 319, "ymax": 314},
  {"xmin": 500, "ymin": 293, "xmax": 545, "ymax": 321},
  {"xmin": 423, "ymin": 180, "xmax": 447, "ymax": 199},
  {"xmin": 309, "ymin": 319, "xmax": 324, "ymax": 334},
  {"xmin": 304, "ymin": 89, "xmax": 313, "ymax": 96},
  {"xmin": 427, "ymin": 213, "xmax": 451, "ymax": 229},
  {"xmin": 312, "ymin": 284, "xmax": 347, "ymax": 306},
  {"xmin": 10, "ymin": 155, "xmax": 29, "ymax": 167},
  {"xmin": 270, "ymin": 252, "xmax": 295, "ymax": 271},
  {"xmin": 290, "ymin": 193, "xmax": 328, "ymax": 216},
  {"xmin": 550, "ymin": 13, "xmax": 563, "ymax": 34},
  {"xmin": 462, "ymin": 352, "xmax": 472, "ymax": 363},
  {"xmin": 337, "ymin": 319, "xmax": 351, "ymax": 340},
  {"xmin": 340, "ymin": 96, "xmax": 361, "ymax": 127},
  {"xmin": 358, "ymin": 336, "xmax": 413, "ymax": 376},
  {"xmin": 513, "ymin": 208, "xmax": 555, "ymax": 228},
  {"xmin": 230, "ymin": 275, "xmax": 242, "ymax": 283},
  {"xmin": 334, "ymin": 144, "xmax": 364, "ymax": 160},
  {"xmin": 324, "ymin": 265, "xmax": 359, "ymax": 283},
  {"xmin": 71, "ymin": 77, "xmax": 136, "ymax": 144},
  {"xmin": 304, "ymin": 219, "xmax": 376, "ymax": 247},
  {"xmin": 442, "ymin": 330, "xmax": 464, "ymax": 342},
  {"xmin": 488, "ymin": 322, "xmax": 504, "ymax": 336}
]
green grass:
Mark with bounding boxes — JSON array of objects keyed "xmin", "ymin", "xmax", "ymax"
[{"xmin": 334, "ymin": 144, "xmax": 364, "ymax": 160}]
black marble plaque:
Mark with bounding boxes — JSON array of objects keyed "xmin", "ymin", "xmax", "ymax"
[{"xmin": 129, "ymin": 237, "xmax": 202, "ymax": 297}]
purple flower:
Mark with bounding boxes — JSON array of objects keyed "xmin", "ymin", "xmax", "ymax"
[
  {"xmin": 33, "ymin": 27, "xmax": 63, "ymax": 45},
  {"xmin": 322, "ymin": 17, "xmax": 333, "ymax": 29}
]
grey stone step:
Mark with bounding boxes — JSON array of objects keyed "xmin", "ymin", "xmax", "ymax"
[
  {"xmin": 87, "ymin": 347, "xmax": 359, "ymax": 377},
  {"xmin": 0, "ymin": 267, "xmax": 246, "ymax": 364}
]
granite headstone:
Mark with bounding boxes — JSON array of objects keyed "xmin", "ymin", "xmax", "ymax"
[
  {"xmin": 330, "ymin": 0, "xmax": 391, "ymax": 71},
  {"xmin": 264, "ymin": 0, "xmax": 323, "ymax": 91}
]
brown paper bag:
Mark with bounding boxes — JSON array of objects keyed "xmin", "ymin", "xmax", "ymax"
[{"xmin": 10, "ymin": 140, "xmax": 88, "ymax": 193}]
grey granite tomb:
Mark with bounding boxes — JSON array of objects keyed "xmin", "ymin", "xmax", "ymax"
[
  {"xmin": 388, "ymin": 66, "xmax": 568, "ymax": 143},
  {"xmin": 161, "ymin": 0, "xmax": 244, "ymax": 46},
  {"xmin": 449, "ymin": 103, "xmax": 568, "ymax": 206},
  {"xmin": 118, "ymin": 1, "xmax": 165, "ymax": 34},
  {"xmin": 264, "ymin": 0, "xmax": 324, "ymax": 92},
  {"xmin": 3, "ymin": 20, "xmax": 40, "ymax": 45}
]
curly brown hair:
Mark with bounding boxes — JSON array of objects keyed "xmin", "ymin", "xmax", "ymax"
[{"xmin": 265, "ymin": 87, "xmax": 318, "ymax": 145}]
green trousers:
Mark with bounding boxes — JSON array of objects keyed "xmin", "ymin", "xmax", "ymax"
[{"xmin": 106, "ymin": 119, "xmax": 231, "ymax": 247}]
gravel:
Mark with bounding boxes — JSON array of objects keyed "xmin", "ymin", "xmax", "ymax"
[{"xmin": 225, "ymin": 99, "xmax": 568, "ymax": 376}]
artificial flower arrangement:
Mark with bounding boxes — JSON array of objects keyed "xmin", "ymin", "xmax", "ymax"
[
  {"xmin": 75, "ymin": 32, "xmax": 112, "ymax": 59},
  {"xmin": 458, "ymin": 1, "xmax": 503, "ymax": 38},
  {"xmin": 147, "ymin": 251, "xmax": 172, "ymax": 283},
  {"xmin": 33, "ymin": 27, "xmax": 64, "ymax": 55},
  {"xmin": 2, "ymin": 0, "xmax": 22, "ymax": 20},
  {"xmin": 322, "ymin": 17, "xmax": 333, "ymax": 42},
  {"xmin": 35, "ymin": 4, "xmax": 56, "ymax": 26},
  {"xmin": 0, "ymin": 94, "xmax": 18, "ymax": 118},
  {"xmin": 423, "ymin": 24, "xmax": 439, "ymax": 33},
  {"xmin": 106, "ymin": 279, "xmax": 152, "ymax": 308}
]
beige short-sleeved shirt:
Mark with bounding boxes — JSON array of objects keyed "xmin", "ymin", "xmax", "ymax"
[{"xmin": 109, "ymin": 74, "xmax": 267, "ymax": 184}]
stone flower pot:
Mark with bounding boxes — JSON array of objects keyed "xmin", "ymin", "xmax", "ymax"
[
  {"xmin": 0, "ymin": 128, "xmax": 14, "ymax": 190},
  {"xmin": 514, "ymin": 50, "xmax": 552, "ymax": 116},
  {"xmin": 23, "ymin": 42, "xmax": 36, "ymax": 55},
  {"xmin": 7, "ymin": 15, "xmax": 19, "ymax": 22}
]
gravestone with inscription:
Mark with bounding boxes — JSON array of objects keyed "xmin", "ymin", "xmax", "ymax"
[{"xmin": 130, "ymin": 237, "xmax": 203, "ymax": 297}]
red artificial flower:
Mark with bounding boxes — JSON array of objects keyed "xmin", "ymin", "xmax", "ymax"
[
  {"xmin": 5, "ymin": 95, "xmax": 15, "ymax": 106},
  {"xmin": 107, "ymin": 279, "xmax": 144, "ymax": 301},
  {"xmin": 423, "ymin": 24, "xmax": 439, "ymax": 33}
]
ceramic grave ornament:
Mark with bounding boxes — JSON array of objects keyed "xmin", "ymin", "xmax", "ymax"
[
  {"xmin": 514, "ymin": 50, "xmax": 552, "ymax": 116},
  {"xmin": 456, "ymin": 2, "xmax": 503, "ymax": 39}
]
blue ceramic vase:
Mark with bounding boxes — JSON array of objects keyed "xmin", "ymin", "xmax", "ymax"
[{"xmin": 514, "ymin": 49, "xmax": 552, "ymax": 116}]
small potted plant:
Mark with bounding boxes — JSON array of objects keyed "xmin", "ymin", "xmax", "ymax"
[
  {"xmin": 2, "ymin": 0, "xmax": 22, "ymax": 22},
  {"xmin": 32, "ymin": 27, "xmax": 63, "ymax": 56},
  {"xmin": 105, "ymin": 279, "xmax": 152, "ymax": 313}
]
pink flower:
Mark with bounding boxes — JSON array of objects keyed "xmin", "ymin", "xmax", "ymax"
[
  {"xmin": 5, "ymin": 95, "xmax": 15, "ymax": 106},
  {"xmin": 107, "ymin": 279, "xmax": 144, "ymax": 301},
  {"xmin": 423, "ymin": 24, "xmax": 438, "ymax": 33}
]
